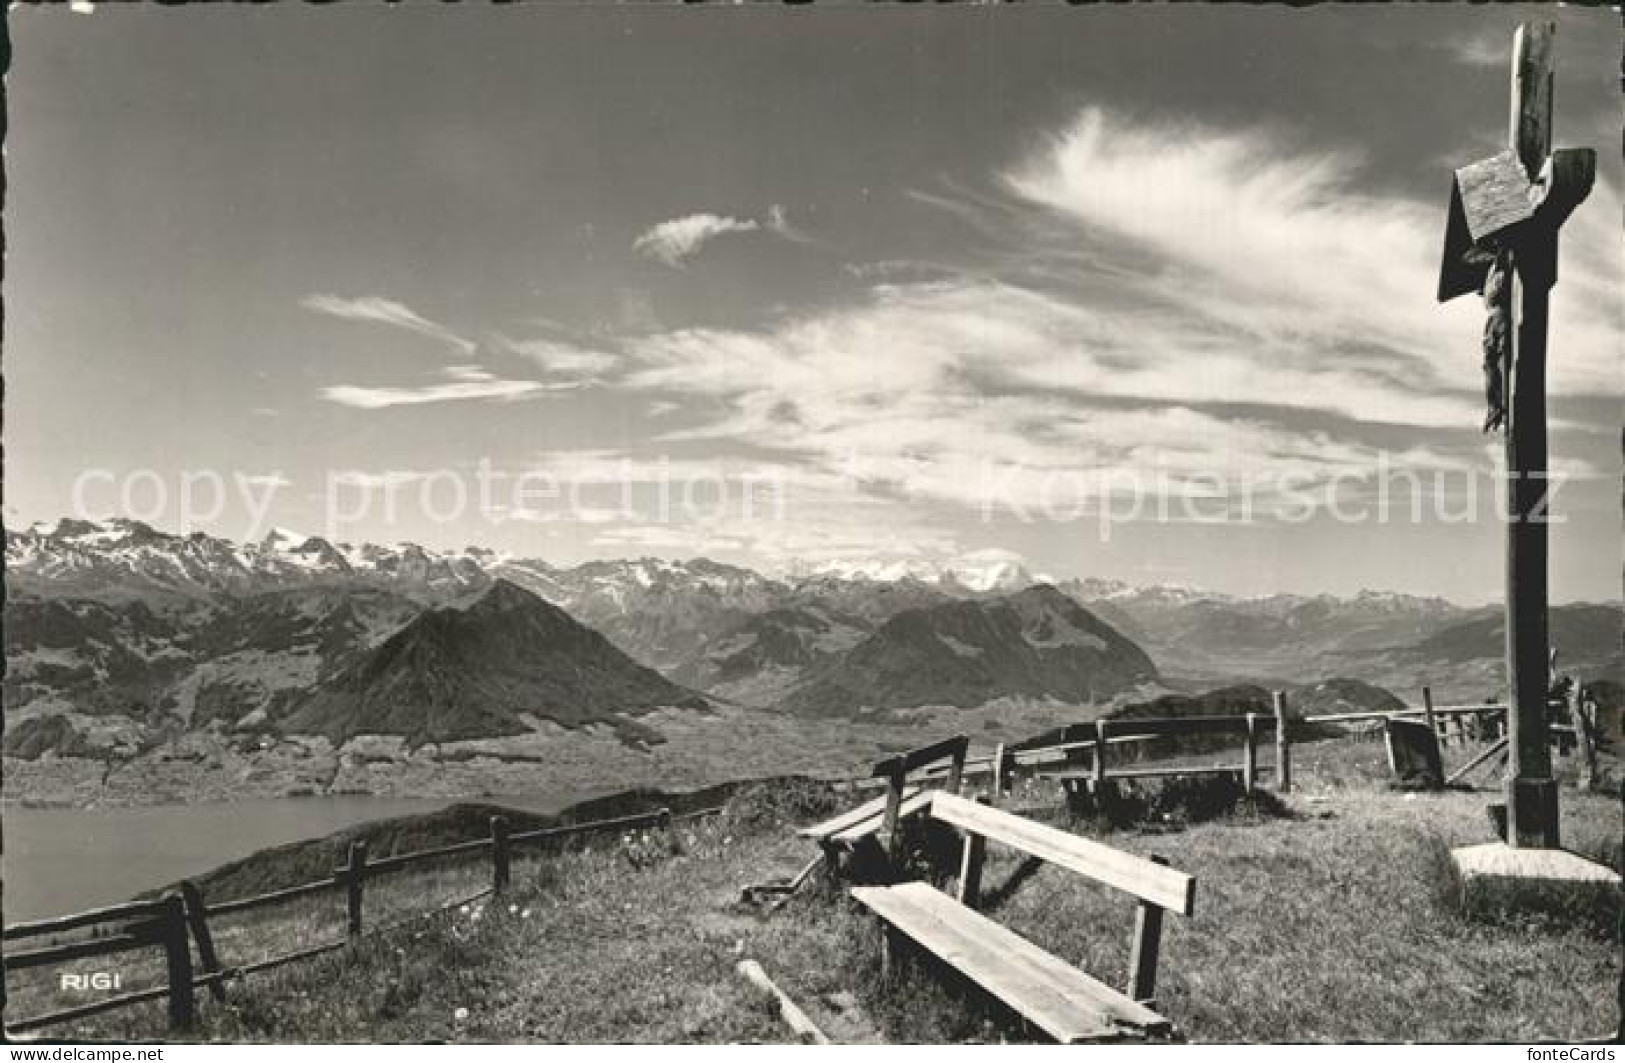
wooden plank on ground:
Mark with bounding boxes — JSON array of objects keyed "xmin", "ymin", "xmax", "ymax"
[
  {"xmin": 929, "ymin": 793, "xmax": 1195, "ymax": 915},
  {"xmin": 737, "ymin": 959, "xmax": 830, "ymax": 1044},
  {"xmin": 851, "ymin": 882, "xmax": 1169, "ymax": 1042}
]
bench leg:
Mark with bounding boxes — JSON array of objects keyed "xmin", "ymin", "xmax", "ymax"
[
  {"xmin": 957, "ymin": 826, "xmax": 987, "ymax": 910},
  {"xmin": 880, "ymin": 770, "xmax": 906, "ymax": 868},
  {"xmin": 1063, "ymin": 778, "xmax": 1092, "ymax": 818},
  {"xmin": 1127, "ymin": 855, "xmax": 1171, "ymax": 1005},
  {"xmin": 818, "ymin": 840, "xmax": 846, "ymax": 886},
  {"xmin": 879, "ymin": 926, "xmax": 904, "ymax": 987}
]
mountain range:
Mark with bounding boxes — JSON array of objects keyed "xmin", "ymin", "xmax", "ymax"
[{"xmin": 6, "ymin": 518, "xmax": 1620, "ymax": 760}]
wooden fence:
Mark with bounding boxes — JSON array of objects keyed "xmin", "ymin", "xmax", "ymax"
[
  {"xmin": 855, "ymin": 686, "xmax": 1540, "ymax": 804},
  {"xmin": 851, "ymin": 698, "xmax": 1296, "ymax": 802},
  {"xmin": 1029, "ymin": 703, "xmax": 1289, "ymax": 795},
  {"xmin": 2, "ymin": 804, "xmax": 721, "ymax": 1037}
]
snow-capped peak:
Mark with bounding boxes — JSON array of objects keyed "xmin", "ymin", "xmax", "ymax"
[
  {"xmin": 795, "ymin": 551, "xmax": 1039, "ymax": 596},
  {"xmin": 258, "ymin": 526, "xmax": 309, "ymax": 552},
  {"xmin": 944, "ymin": 556, "xmax": 1035, "ymax": 594}
]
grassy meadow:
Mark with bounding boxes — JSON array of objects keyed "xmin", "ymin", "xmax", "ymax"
[{"xmin": 7, "ymin": 733, "xmax": 1619, "ymax": 1044}]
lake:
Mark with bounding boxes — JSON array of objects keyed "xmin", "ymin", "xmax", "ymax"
[{"xmin": 2, "ymin": 792, "xmax": 594, "ymax": 923}]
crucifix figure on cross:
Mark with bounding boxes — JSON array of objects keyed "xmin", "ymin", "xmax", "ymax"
[{"xmin": 1436, "ymin": 21, "xmax": 1595, "ymax": 850}]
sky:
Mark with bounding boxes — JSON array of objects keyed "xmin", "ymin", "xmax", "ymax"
[{"xmin": 6, "ymin": 4, "xmax": 1621, "ymax": 603}]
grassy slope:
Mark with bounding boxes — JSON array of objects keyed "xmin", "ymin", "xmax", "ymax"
[{"xmin": 18, "ymin": 737, "xmax": 1621, "ymax": 1044}]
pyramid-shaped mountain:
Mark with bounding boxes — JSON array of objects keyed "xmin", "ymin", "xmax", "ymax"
[
  {"xmin": 782, "ymin": 584, "xmax": 1158, "ymax": 717},
  {"xmin": 278, "ymin": 579, "xmax": 707, "ymax": 747}
]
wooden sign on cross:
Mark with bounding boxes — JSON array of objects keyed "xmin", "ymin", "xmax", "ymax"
[{"xmin": 1435, "ymin": 22, "xmax": 1595, "ymax": 849}]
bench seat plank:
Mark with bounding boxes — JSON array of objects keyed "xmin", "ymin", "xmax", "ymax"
[
  {"xmin": 830, "ymin": 791, "xmax": 933, "ymax": 845},
  {"xmin": 851, "ymin": 882, "xmax": 1169, "ymax": 1042},
  {"xmin": 797, "ymin": 788, "xmax": 923, "ymax": 842},
  {"xmin": 929, "ymin": 792, "xmax": 1195, "ymax": 915}
]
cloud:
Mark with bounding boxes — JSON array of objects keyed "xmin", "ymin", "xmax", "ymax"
[
  {"xmin": 634, "ymin": 213, "xmax": 760, "ymax": 267},
  {"xmin": 765, "ymin": 203, "xmax": 815, "ymax": 244},
  {"xmin": 631, "ymin": 205, "xmax": 810, "ymax": 267},
  {"xmin": 1001, "ymin": 107, "xmax": 1621, "ymax": 401},
  {"xmin": 301, "ymin": 294, "xmax": 476, "ymax": 355},
  {"xmin": 497, "ymin": 336, "xmax": 620, "ymax": 378},
  {"xmin": 589, "ymin": 105, "xmax": 1619, "ymax": 538},
  {"xmin": 616, "ymin": 283, "xmax": 1484, "ymax": 522},
  {"xmin": 319, "ymin": 365, "xmax": 576, "ymax": 409},
  {"xmin": 1433, "ymin": 26, "xmax": 1512, "ymax": 68}
]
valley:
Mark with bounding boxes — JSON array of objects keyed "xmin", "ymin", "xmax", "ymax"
[{"xmin": 5, "ymin": 517, "xmax": 1620, "ymax": 811}]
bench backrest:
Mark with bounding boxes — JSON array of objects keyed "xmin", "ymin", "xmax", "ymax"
[
  {"xmin": 871, "ymin": 734, "xmax": 970, "ymax": 786},
  {"xmin": 870, "ymin": 735, "xmax": 971, "ymax": 862},
  {"xmin": 929, "ymin": 791, "xmax": 1195, "ymax": 916}
]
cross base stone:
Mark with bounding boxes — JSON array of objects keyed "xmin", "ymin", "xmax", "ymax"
[{"xmin": 1450, "ymin": 841, "xmax": 1621, "ymax": 923}]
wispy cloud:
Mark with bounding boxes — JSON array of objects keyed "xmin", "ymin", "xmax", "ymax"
[
  {"xmin": 1433, "ymin": 25, "xmax": 1513, "ymax": 69},
  {"xmin": 301, "ymin": 294, "xmax": 476, "ymax": 355},
  {"xmin": 319, "ymin": 365, "xmax": 576, "ymax": 409},
  {"xmin": 1003, "ymin": 106, "xmax": 1620, "ymax": 401},
  {"xmin": 634, "ymin": 213, "xmax": 760, "ymax": 267},
  {"xmin": 632, "ymin": 204, "xmax": 810, "ymax": 267},
  {"xmin": 616, "ymin": 279, "xmax": 1484, "ymax": 521},
  {"xmin": 496, "ymin": 336, "xmax": 620, "ymax": 378},
  {"xmin": 765, "ymin": 203, "xmax": 814, "ymax": 245}
]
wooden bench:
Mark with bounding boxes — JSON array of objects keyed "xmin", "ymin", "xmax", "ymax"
[{"xmin": 850, "ymin": 791, "xmax": 1195, "ymax": 1043}]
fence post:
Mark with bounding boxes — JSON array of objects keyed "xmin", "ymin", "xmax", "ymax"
[
  {"xmin": 1094, "ymin": 719, "xmax": 1109, "ymax": 788},
  {"xmin": 989, "ymin": 742, "xmax": 1007, "ymax": 805},
  {"xmin": 1243, "ymin": 713, "xmax": 1259, "ymax": 794},
  {"xmin": 179, "ymin": 881, "xmax": 227, "ymax": 1004},
  {"xmin": 160, "ymin": 892, "xmax": 195, "ymax": 1031},
  {"xmin": 339, "ymin": 841, "xmax": 368, "ymax": 940},
  {"xmin": 1273, "ymin": 691, "xmax": 1292, "ymax": 793},
  {"xmin": 490, "ymin": 816, "xmax": 511, "ymax": 894},
  {"xmin": 945, "ymin": 744, "xmax": 966, "ymax": 796},
  {"xmin": 1572, "ymin": 690, "xmax": 1599, "ymax": 793},
  {"xmin": 1421, "ymin": 686, "xmax": 1439, "ymax": 745}
]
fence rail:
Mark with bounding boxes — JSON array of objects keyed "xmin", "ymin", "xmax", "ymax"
[
  {"xmin": 2, "ymin": 899, "xmax": 170, "ymax": 943},
  {"xmin": 1302, "ymin": 704, "xmax": 1506, "ymax": 725},
  {"xmin": 2, "ymin": 802, "xmax": 721, "ymax": 1037}
]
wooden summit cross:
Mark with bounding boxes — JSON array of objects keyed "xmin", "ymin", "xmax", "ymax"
[{"xmin": 1436, "ymin": 21, "xmax": 1594, "ymax": 849}]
